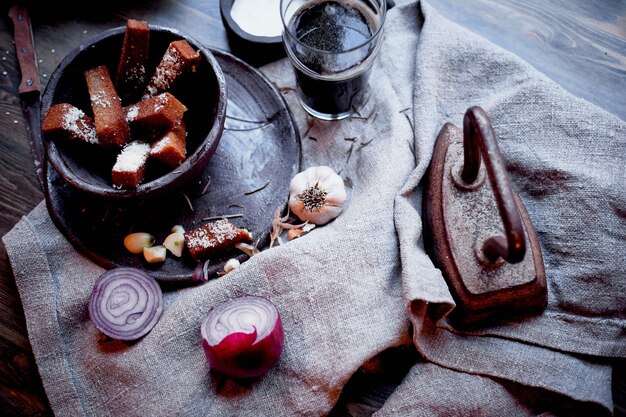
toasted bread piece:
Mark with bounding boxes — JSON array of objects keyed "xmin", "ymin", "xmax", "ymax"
[
  {"xmin": 115, "ymin": 19, "xmax": 150, "ymax": 103},
  {"xmin": 111, "ymin": 141, "xmax": 151, "ymax": 188},
  {"xmin": 149, "ymin": 121, "xmax": 187, "ymax": 167},
  {"xmin": 184, "ymin": 219, "xmax": 253, "ymax": 260},
  {"xmin": 124, "ymin": 92, "xmax": 187, "ymax": 132},
  {"xmin": 85, "ymin": 65, "xmax": 130, "ymax": 148},
  {"xmin": 142, "ymin": 39, "xmax": 200, "ymax": 99},
  {"xmin": 42, "ymin": 103, "xmax": 99, "ymax": 145}
]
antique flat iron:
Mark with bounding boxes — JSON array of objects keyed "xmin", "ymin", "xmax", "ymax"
[{"xmin": 423, "ymin": 106, "xmax": 547, "ymax": 326}]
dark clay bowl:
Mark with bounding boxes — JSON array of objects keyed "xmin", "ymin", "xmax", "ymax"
[{"xmin": 42, "ymin": 25, "xmax": 227, "ymax": 200}]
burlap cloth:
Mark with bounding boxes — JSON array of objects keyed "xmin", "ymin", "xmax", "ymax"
[{"xmin": 3, "ymin": 1, "xmax": 624, "ymax": 416}]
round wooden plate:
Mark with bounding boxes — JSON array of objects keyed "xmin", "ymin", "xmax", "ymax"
[{"xmin": 43, "ymin": 49, "xmax": 301, "ymax": 283}]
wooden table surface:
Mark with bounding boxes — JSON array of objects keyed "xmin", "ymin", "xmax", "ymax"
[{"xmin": 0, "ymin": 0, "xmax": 624, "ymax": 416}]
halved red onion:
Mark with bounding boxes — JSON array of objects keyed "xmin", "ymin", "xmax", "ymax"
[
  {"xmin": 201, "ymin": 295, "xmax": 284, "ymax": 379},
  {"xmin": 88, "ymin": 267, "xmax": 163, "ymax": 341}
]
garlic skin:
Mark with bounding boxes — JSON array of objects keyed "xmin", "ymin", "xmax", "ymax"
[
  {"xmin": 288, "ymin": 166, "xmax": 347, "ymax": 225},
  {"xmin": 288, "ymin": 228, "xmax": 305, "ymax": 241}
]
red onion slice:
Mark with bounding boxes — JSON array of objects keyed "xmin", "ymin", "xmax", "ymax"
[
  {"xmin": 201, "ymin": 295, "xmax": 284, "ymax": 379},
  {"xmin": 88, "ymin": 267, "xmax": 163, "ymax": 341}
]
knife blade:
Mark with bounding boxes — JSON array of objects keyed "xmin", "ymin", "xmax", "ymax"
[{"xmin": 9, "ymin": 4, "xmax": 45, "ymax": 189}]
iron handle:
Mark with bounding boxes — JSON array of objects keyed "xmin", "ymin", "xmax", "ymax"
[{"xmin": 461, "ymin": 106, "xmax": 526, "ymax": 264}]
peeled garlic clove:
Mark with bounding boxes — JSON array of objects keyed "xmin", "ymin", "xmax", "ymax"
[
  {"xmin": 124, "ymin": 233, "xmax": 155, "ymax": 254},
  {"xmin": 171, "ymin": 225, "xmax": 185, "ymax": 234},
  {"xmin": 144, "ymin": 245, "xmax": 167, "ymax": 263},
  {"xmin": 163, "ymin": 232, "xmax": 185, "ymax": 257},
  {"xmin": 224, "ymin": 258, "xmax": 241, "ymax": 273}
]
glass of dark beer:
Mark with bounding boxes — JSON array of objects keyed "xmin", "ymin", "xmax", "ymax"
[{"xmin": 280, "ymin": 0, "xmax": 387, "ymax": 120}]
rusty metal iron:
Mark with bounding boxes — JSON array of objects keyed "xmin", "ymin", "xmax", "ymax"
[{"xmin": 423, "ymin": 106, "xmax": 547, "ymax": 327}]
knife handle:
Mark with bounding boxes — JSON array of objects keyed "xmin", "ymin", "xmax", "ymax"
[{"xmin": 8, "ymin": 5, "xmax": 41, "ymax": 95}]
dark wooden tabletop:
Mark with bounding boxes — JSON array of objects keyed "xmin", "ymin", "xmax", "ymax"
[{"xmin": 1, "ymin": 1, "xmax": 624, "ymax": 416}]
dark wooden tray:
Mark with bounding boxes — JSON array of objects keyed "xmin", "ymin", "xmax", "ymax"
[{"xmin": 43, "ymin": 49, "xmax": 301, "ymax": 283}]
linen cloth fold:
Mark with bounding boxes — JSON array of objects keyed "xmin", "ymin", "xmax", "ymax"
[
  {"xmin": 378, "ymin": 1, "xmax": 625, "ymax": 415},
  {"xmin": 2, "ymin": 1, "xmax": 624, "ymax": 416}
]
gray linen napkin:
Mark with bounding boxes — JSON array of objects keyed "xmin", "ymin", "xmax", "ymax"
[
  {"xmin": 2, "ymin": 3, "xmax": 418, "ymax": 416},
  {"xmin": 375, "ymin": 1, "xmax": 625, "ymax": 416},
  {"xmin": 3, "ymin": 1, "xmax": 624, "ymax": 417}
]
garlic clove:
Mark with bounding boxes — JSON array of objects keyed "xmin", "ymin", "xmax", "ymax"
[
  {"xmin": 163, "ymin": 232, "xmax": 185, "ymax": 257},
  {"xmin": 143, "ymin": 245, "xmax": 167, "ymax": 263},
  {"xmin": 315, "ymin": 165, "xmax": 341, "ymax": 183},
  {"xmin": 171, "ymin": 225, "xmax": 185, "ymax": 234},
  {"xmin": 224, "ymin": 258, "xmax": 241, "ymax": 273},
  {"xmin": 325, "ymin": 183, "xmax": 348, "ymax": 206},
  {"xmin": 124, "ymin": 232, "xmax": 155, "ymax": 254},
  {"xmin": 218, "ymin": 258, "xmax": 241, "ymax": 276}
]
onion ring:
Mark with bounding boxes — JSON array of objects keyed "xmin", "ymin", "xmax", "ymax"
[{"xmin": 88, "ymin": 267, "xmax": 163, "ymax": 341}]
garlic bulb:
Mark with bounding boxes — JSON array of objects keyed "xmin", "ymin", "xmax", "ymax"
[{"xmin": 288, "ymin": 166, "xmax": 347, "ymax": 225}]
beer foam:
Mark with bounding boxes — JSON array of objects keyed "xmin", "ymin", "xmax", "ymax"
[{"xmin": 287, "ymin": 0, "xmax": 383, "ymax": 77}]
